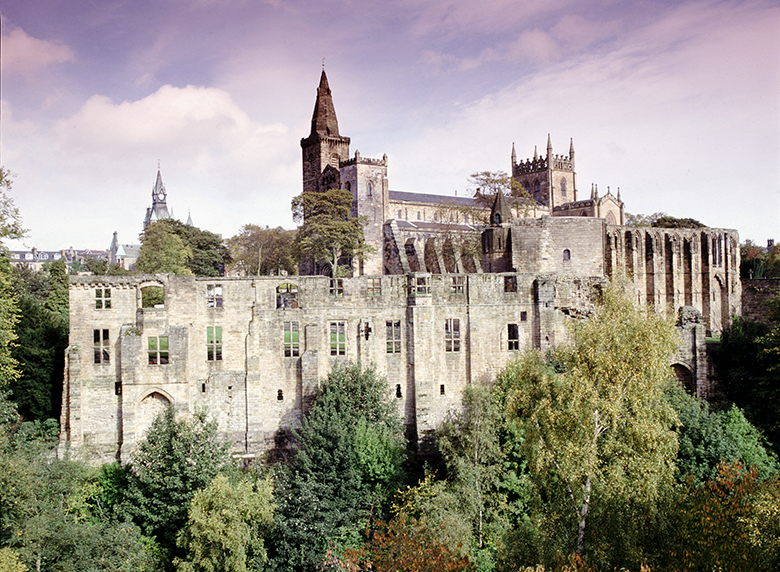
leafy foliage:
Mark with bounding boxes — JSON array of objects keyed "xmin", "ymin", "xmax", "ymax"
[
  {"xmin": 624, "ymin": 212, "xmax": 704, "ymax": 228},
  {"xmin": 499, "ymin": 281, "xmax": 680, "ymax": 568},
  {"xmin": 267, "ymin": 363, "xmax": 404, "ymax": 571},
  {"xmin": 291, "ymin": 189, "xmax": 373, "ymax": 276},
  {"xmin": 227, "ymin": 224, "xmax": 296, "ymax": 276},
  {"xmin": 123, "ymin": 407, "xmax": 231, "ymax": 563},
  {"xmin": 175, "ymin": 473, "xmax": 274, "ymax": 572},
  {"xmin": 136, "ymin": 221, "xmax": 193, "ymax": 275},
  {"xmin": 668, "ymin": 383, "xmax": 778, "ymax": 483}
]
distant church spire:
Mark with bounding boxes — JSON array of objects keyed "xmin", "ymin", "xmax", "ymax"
[
  {"xmin": 144, "ymin": 167, "xmax": 171, "ymax": 229},
  {"xmin": 511, "ymin": 142, "xmax": 517, "ymax": 166}
]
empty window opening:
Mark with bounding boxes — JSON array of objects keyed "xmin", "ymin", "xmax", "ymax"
[
  {"xmin": 508, "ymin": 324, "xmax": 519, "ymax": 350},
  {"xmin": 330, "ymin": 321, "xmax": 346, "ymax": 356},
  {"xmin": 398, "ymin": 209, "xmax": 402, "ymax": 218},
  {"xmin": 148, "ymin": 336, "xmax": 169, "ymax": 365},
  {"xmin": 330, "ymin": 278, "xmax": 343, "ymax": 297},
  {"xmin": 445, "ymin": 318, "xmax": 460, "ymax": 352},
  {"xmin": 520, "ymin": 311, "xmax": 527, "ymax": 322},
  {"xmin": 396, "ymin": 384, "xmax": 402, "ymax": 398},
  {"xmin": 277, "ymin": 389, "xmax": 284, "ymax": 401},
  {"xmin": 283, "ymin": 322, "xmax": 299, "ymax": 357},
  {"xmin": 563, "ymin": 249, "xmax": 571, "ymax": 261},
  {"xmin": 115, "ymin": 382, "xmax": 122, "ymax": 396},
  {"xmin": 367, "ymin": 277, "xmax": 381, "ymax": 296},
  {"xmin": 504, "ymin": 276, "xmax": 517, "ymax": 293},
  {"xmin": 560, "ymin": 178, "xmax": 567, "ymax": 197},
  {"xmin": 201, "ymin": 383, "xmax": 206, "ymax": 393},
  {"xmin": 367, "ymin": 182, "xmax": 373, "ymax": 197},
  {"xmin": 207, "ymin": 326, "xmax": 222, "ymax": 361},
  {"xmin": 411, "ymin": 276, "xmax": 430, "ymax": 296},
  {"xmin": 450, "ymin": 276, "xmax": 464, "ymax": 294},
  {"xmin": 141, "ymin": 286, "xmax": 164, "ymax": 308},
  {"xmin": 94, "ymin": 329, "xmax": 110, "ymax": 364},
  {"xmin": 440, "ymin": 384, "xmax": 446, "ymax": 395},
  {"xmin": 276, "ymin": 283, "xmax": 298, "ymax": 309},
  {"xmin": 95, "ymin": 289, "xmax": 111, "ymax": 309},
  {"xmin": 207, "ymin": 284, "xmax": 223, "ymax": 308},
  {"xmin": 417, "ymin": 211, "xmax": 421, "ymax": 220},
  {"xmin": 386, "ymin": 320, "xmax": 401, "ymax": 353}
]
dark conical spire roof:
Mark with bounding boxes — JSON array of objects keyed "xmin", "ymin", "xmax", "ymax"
[
  {"xmin": 309, "ymin": 70, "xmax": 340, "ymax": 138},
  {"xmin": 490, "ymin": 188, "xmax": 513, "ymax": 226}
]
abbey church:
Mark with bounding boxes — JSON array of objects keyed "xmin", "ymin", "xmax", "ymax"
[{"xmin": 59, "ymin": 72, "xmax": 741, "ymax": 464}]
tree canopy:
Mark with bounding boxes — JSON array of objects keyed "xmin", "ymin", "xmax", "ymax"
[
  {"xmin": 291, "ymin": 189, "xmax": 372, "ymax": 276},
  {"xmin": 227, "ymin": 224, "xmax": 296, "ymax": 276},
  {"xmin": 137, "ymin": 219, "xmax": 231, "ymax": 276}
]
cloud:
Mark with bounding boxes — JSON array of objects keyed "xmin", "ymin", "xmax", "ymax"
[{"xmin": 1, "ymin": 23, "xmax": 75, "ymax": 78}]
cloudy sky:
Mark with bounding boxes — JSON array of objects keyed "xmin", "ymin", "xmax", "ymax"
[{"xmin": 1, "ymin": 0, "xmax": 778, "ymax": 251}]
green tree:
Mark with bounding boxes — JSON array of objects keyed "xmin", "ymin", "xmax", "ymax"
[
  {"xmin": 136, "ymin": 222, "xmax": 193, "ymax": 275},
  {"xmin": 437, "ymin": 384, "xmax": 509, "ymax": 567},
  {"xmin": 175, "ymin": 473, "xmax": 274, "ymax": 572},
  {"xmin": 227, "ymin": 224, "xmax": 296, "ymax": 276},
  {"xmin": 499, "ymin": 280, "xmax": 679, "ymax": 568},
  {"xmin": 291, "ymin": 189, "xmax": 373, "ymax": 276},
  {"xmin": 669, "ymin": 383, "xmax": 778, "ymax": 483},
  {"xmin": 123, "ymin": 407, "xmax": 231, "ymax": 565},
  {"xmin": 0, "ymin": 169, "xmax": 26, "ymax": 246},
  {"xmin": 267, "ymin": 363, "xmax": 404, "ymax": 571}
]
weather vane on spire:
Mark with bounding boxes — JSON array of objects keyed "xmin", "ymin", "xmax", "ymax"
[{"xmin": 322, "ymin": 57, "xmax": 325, "ymax": 70}]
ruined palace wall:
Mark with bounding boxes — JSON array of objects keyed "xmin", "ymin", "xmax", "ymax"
[
  {"xmin": 62, "ymin": 272, "xmax": 591, "ymax": 463},
  {"xmin": 605, "ymin": 226, "xmax": 741, "ymax": 336}
]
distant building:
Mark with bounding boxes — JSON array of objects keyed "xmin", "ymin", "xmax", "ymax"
[{"xmin": 8, "ymin": 246, "xmax": 106, "ymax": 272}]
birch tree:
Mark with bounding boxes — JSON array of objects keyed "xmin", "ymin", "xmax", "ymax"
[{"xmin": 499, "ymin": 280, "xmax": 679, "ymax": 562}]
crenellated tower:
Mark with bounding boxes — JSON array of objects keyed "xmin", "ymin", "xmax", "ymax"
[{"xmin": 511, "ymin": 136, "xmax": 577, "ymax": 208}]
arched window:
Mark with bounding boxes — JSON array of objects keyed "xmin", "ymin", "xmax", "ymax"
[
  {"xmin": 367, "ymin": 181, "xmax": 373, "ymax": 197},
  {"xmin": 398, "ymin": 209, "xmax": 402, "ymax": 218},
  {"xmin": 417, "ymin": 211, "xmax": 421, "ymax": 220},
  {"xmin": 560, "ymin": 178, "xmax": 567, "ymax": 197},
  {"xmin": 345, "ymin": 181, "xmax": 351, "ymax": 192},
  {"xmin": 534, "ymin": 180, "xmax": 541, "ymax": 199},
  {"xmin": 563, "ymin": 249, "xmax": 571, "ymax": 261},
  {"xmin": 493, "ymin": 213, "xmax": 501, "ymax": 225}
]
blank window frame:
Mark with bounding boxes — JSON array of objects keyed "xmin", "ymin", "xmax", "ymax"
[
  {"xmin": 445, "ymin": 318, "xmax": 460, "ymax": 352},
  {"xmin": 93, "ymin": 329, "xmax": 110, "ymax": 364},
  {"xmin": 95, "ymin": 289, "xmax": 111, "ymax": 309},
  {"xmin": 148, "ymin": 336, "xmax": 169, "ymax": 365},
  {"xmin": 330, "ymin": 321, "xmax": 346, "ymax": 356},
  {"xmin": 386, "ymin": 320, "xmax": 401, "ymax": 354},
  {"xmin": 207, "ymin": 326, "xmax": 222, "ymax": 361}
]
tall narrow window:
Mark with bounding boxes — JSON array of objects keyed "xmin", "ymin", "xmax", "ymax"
[
  {"xmin": 330, "ymin": 279, "xmax": 343, "ymax": 297},
  {"xmin": 95, "ymin": 289, "xmax": 111, "ymax": 309},
  {"xmin": 560, "ymin": 178, "xmax": 567, "ymax": 197},
  {"xmin": 330, "ymin": 321, "xmax": 346, "ymax": 356},
  {"xmin": 386, "ymin": 320, "xmax": 401, "ymax": 353},
  {"xmin": 207, "ymin": 284, "xmax": 223, "ymax": 308},
  {"xmin": 367, "ymin": 181, "xmax": 373, "ymax": 197},
  {"xmin": 93, "ymin": 329, "xmax": 109, "ymax": 364},
  {"xmin": 450, "ymin": 276, "xmax": 464, "ymax": 294},
  {"xmin": 148, "ymin": 336, "xmax": 169, "ymax": 365},
  {"xmin": 445, "ymin": 318, "xmax": 460, "ymax": 352},
  {"xmin": 207, "ymin": 326, "xmax": 222, "ymax": 361},
  {"xmin": 508, "ymin": 324, "xmax": 519, "ymax": 350},
  {"xmin": 283, "ymin": 322, "xmax": 299, "ymax": 357},
  {"xmin": 563, "ymin": 249, "xmax": 571, "ymax": 261}
]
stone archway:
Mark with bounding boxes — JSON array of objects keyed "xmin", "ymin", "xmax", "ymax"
[
  {"xmin": 672, "ymin": 363, "xmax": 695, "ymax": 394},
  {"xmin": 137, "ymin": 390, "xmax": 172, "ymax": 439}
]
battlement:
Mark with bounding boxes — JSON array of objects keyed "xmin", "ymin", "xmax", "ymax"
[
  {"xmin": 341, "ymin": 150, "xmax": 388, "ymax": 167},
  {"xmin": 512, "ymin": 157, "xmax": 548, "ymax": 174}
]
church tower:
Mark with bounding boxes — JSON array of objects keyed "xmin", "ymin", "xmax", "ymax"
[
  {"xmin": 300, "ymin": 70, "xmax": 351, "ymax": 195},
  {"xmin": 143, "ymin": 168, "xmax": 171, "ymax": 229},
  {"xmin": 511, "ymin": 136, "xmax": 577, "ymax": 208}
]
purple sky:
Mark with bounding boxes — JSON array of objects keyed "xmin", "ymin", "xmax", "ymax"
[{"xmin": 1, "ymin": 0, "xmax": 778, "ymax": 251}]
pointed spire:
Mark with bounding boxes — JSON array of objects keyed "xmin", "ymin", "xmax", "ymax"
[
  {"xmin": 590, "ymin": 183, "xmax": 596, "ymax": 200},
  {"xmin": 546, "ymin": 134, "xmax": 553, "ymax": 160},
  {"xmin": 186, "ymin": 209, "xmax": 193, "ymax": 227},
  {"xmin": 511, "ymin": 142, "xmax": 517, "ymax": 166},
  {"xmin": 533, "ymin": 146, "xmax": 538, "ymax": 161},
  {"xmin": 569, "ymin": 138, "xmax": 575, "ymax": 157},
  {"xmin": 153, "ymin": 169, "xmax": 165, "ymax": 198},
  {"xmin": 309, "ymin": 70, "xmax": 340, "ymax": 138},
  {"xmin": 490, "ymin": 188, "xmax": 513, "ymax": 226},
  {"xmin": 617, "ymin": 187, "xmax": 621, "ymax": 202}
]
